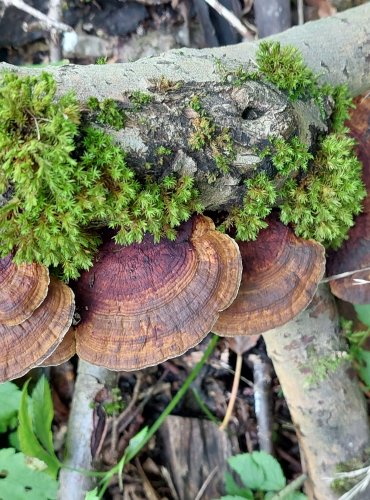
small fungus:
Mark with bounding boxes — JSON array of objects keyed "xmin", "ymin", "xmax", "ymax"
[
  {"xmin": 0, "ymin": 277, "xmax": 75, "ymax": 382},
  {"xmin": 0, "ymin": 254, "xmax": 49, "ymax": 326},
  {"xmin": 73, "ymin": 215, "xmax": 242, "ymax": 370},
  {"xmin": 41, "ymin": 328, "xmax": 76, "ymax": 367},
  {"xmin": 213, "ymin": 217, "xmax": 325, "ymax": 336}
]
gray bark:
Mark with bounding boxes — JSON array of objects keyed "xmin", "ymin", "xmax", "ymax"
[
  {"xmin": 263, "ymin": 286, "xmax": 370, "ymax": 500},
  {"xmin": 58, "ymin": 361, "xmax": 117, "ymax": 500}
]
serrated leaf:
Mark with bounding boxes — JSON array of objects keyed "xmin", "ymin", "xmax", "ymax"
[
  {"xmin": 224, "ymin": 471, "xmax": 254, "ymax": 498},
  {"xmin": 0, "ymin": 382, "xmax": 22, "ymax": 433},
  {"xmin": 228, "ymin": 452, "xmax": 286, "ymax": 492},
  {"xmin": 0, "ymin": 448, "xmax": 58, "ymax": 500},
  {"xmin": 354, "ymin": 304, "xmax": 370, "ymax": 328},
  {"xmin": 32, "ymin": 376, "xmax": 55, "ymax": 455},
  {"xmin": 18, "ymin": 380, "xmax": 60, "ymax": 478}
]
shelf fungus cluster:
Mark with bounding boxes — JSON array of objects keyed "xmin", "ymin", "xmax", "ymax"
[
  {"xmin": 214, "ymin": 217, "xmax": 326, "ymax": 336},
  {"xmin": 1, "ymin": 214, "xmax": 329, "ymax": 379},
  {"xmin": 0, "ymin": 255, "xmax": 75, "ymax": 382}
]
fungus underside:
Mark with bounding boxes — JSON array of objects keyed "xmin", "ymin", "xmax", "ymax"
[{"xmin": 0, "ymin": 42, "xmax": 365, "ymax": 279}]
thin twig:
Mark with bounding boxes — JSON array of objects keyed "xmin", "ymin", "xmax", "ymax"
[
  {"xmin": 194, "ymin": 466, "xmax": 218, "ymax": 500},
  {"xmin": 321, "ymin": 266, "xmax": 370, "ymax": 283},
  {"xmin": 250, "ymin": 354, "xmax": 273, "ymax": 454},
  {"xmin": 297, "ymin": 0, "xmax": 304, "ymax": 25},
  {"xmin": 1, "ymin": 0, "xmax": 73, "ymax": 32},
  {"xmin": 202, "ymin": 0, "xmax": 250, "ymax": 38},
  {"xmin": 219, "ymin": 351, "xmax": 243, "ymax": 430},
  {"xmin": 269, "ymin": 474, "xmax": 307, "ymax": 499},
  {"xmin": 47, "ymin": 0, "xmax": 63, "ymax": 61}
]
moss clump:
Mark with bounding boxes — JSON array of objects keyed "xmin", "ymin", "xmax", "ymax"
[
  {"xmin": 279, "ymin": 133, "xmax": 366, "ymax": 247},
  {"xmin": 0, "ymin": 72, "xmax": 203, "ymax": 280},
  {"xmin": 86, "ymin": 96, "xmax": 125, "ymax": 129},
  {"xmin": 129, "ymin": 91, "xmax": 152, "ymax": 111},
  {"xmin": 260, "ymin": 136, "xmax": 313, "ymax": 176},
  {"xmin": 219, "ymin": 172, "xmax": 276, "ymax": 240},
  {"xmin": 188, "ymin": 96, "xmax": 236, "ymax": 174}
]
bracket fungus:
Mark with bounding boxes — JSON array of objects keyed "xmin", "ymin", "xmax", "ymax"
[
  {"xmin": 0, "ymin": 254, "xmax": 49, "ymax": 326},
  {"xmin": 0, "ymin": 276, "xmax": 75, "ymax": 382},
  {"xmin": 213, "ymin": 218, "xmax": 326, "ymax": 336},
  {"xmin": 327, "ymin": 97, "xmax": 370, "ymax": 304},
  {"xmin": 73, "ymin": 215, "xmax": 242, "ymax": 371},
  {"xmin": 41, "ymin": 328, "xmax": 76, "ymax": 367}
]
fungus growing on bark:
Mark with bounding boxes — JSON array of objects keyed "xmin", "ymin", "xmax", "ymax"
[
  {"xmin": 0, "ymin": 254, "xmax": 49, "ymax": 326},
  {"xmin": 41, "ymin": 328, "xmax": 76, "ymax": 367},
  {"xmin": 326, "ymin": 96, "xmax": 370, "ymax": 304},
  {"xmin": 73, "ymin": 215, "xmax": 242, "ymax": 370},
  {"xmin": 0, "ymin": 277, "xmax": 75, "ymax": 382},
  {"xmin": 213, "ymin": 217, "xmax": 326, "ymax": 336}
]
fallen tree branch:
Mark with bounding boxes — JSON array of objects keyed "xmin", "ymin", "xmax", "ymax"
[{"xmin": 263, "ymin": 285, "xmax": 370, "ymax": 500}]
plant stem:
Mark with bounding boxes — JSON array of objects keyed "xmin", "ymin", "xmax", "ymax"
[
  {"xmin": 269, "ymin": 474, "xmax": 307, "ymax": 499},
  {"xmin": 98, "ymin": 334, "xmax": 219, "ymax": 497},
  {"xmin": 219, "ymin": 351, "xmax": 243, "ymax": 430}
]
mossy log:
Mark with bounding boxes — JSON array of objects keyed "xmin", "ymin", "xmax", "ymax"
[{"xmin": 2, "ymin": 4, "xmax": 370, "ymax": 209}]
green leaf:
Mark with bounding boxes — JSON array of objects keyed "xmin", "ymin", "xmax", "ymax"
[
  {"xmin": 18, "ymin": 380, "xmax": 61, "ymax": 478},
  {"xmin": 85, "ymin": 488, "xmax": 100, "ymax": 500},
  {"xmin": 0, "ymin": 382, "xmax": 22, "ymax": 433},
  {"xmin": 32, "ymin": 376, "xmax": 55, "ymax": 455},
  {"xmin": 224, "ymin": 472, "xmax": 254, "ymax": 498},
  {"xmin": 0, "ymin": 448, "xmax": 58, "ymax": 500},
  {"xmin": 220, "ymin": 496, "xmax": 252, "ymax": 500},
  {"xmin": 354, "ymin": 304, "xmax": 370, "ymax": 328},
  {"xmin": 124, "ymin": 426, "xmax": 149, "ymax": 459},
  {"xmin": 228, "ymin": 452, "xmax": 286, "ymax": 492}
]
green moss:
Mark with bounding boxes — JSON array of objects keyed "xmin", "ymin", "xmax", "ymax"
[
  {"xmin": 95, "ymin": 56, "xmax": 107, "ymax": 65},
  {"xmin": 260, "ymin": 136, "xmax": 313, "ymax": 176},
  {"xmin": 331, "ymin": 451, "xmax": 370, "ymax": 494},
  {"xmin": 279, "ymin": 133, "xmax": 366, "ymax": 248},
  {"xmin": 218, "ymin": 172, "xmax": 276, "ymax": 240},
  {"xmin": 156, "ymin": 145, "xmax": 172, "ymax": 156},
  {"xmin": 0, "ymin": 72, "xmax": 203, "ymax": 280},
  {"xmin": 86, "ymin": 97, "xmax": 125, "ymax": 129},
  {"xmin": 303, "ymin": 348, "xmax": 349, "ymax": 386},
  {"xmin": 188, "ymin": 96, "xmax": 236, "ymax": 173},
  {"xmin": 129, "ymin": 91, "xmax": 152, "ymax": 111}
]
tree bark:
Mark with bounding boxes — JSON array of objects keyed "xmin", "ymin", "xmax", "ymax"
[
  {"xmin": 58, "ymin": 361, "xmax": 118, "ymax": 500},
  {"xmin": 263, "ymin": 285, "xmax": 370, "ymax": 500}
]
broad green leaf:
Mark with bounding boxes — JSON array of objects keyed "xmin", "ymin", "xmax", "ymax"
[
  {"xmin": 0, "ymin": 448, "xmax": 58, "ymax": 500},
  {"xmin": 32, "ymin": 376, "xmax": 55, "ymax": 455},
  {"xmin": 354, "ymin": 304, "xmax": 370, "ymax": 328},
  {"xmin": 18, "ymin": 380, "xmax": 60, "ymax": 478},
  {"xmin": 228, "ymin": 453, "xmax": 265, "ymax": 491},
  {"xmin": 220, "ymin": 496, "xmax": 251, "ymax": 500},
  {"xmin": 228, "ymin": 452, "xmax": 286, "ymax": 492},
  {"xmin": 224, "ymin": 471, "xmax": 254, "ymax": 498},
  {"xmin": 266, "ymin": 492, "xmax": 307, "ymax": 500},
  {"xmin": 85, "ymin": 488, "xmax": 100, "ymax": 500},
  {"xmin": 0, "ymin": 382, "xmax": 22, "ymax": 433}
]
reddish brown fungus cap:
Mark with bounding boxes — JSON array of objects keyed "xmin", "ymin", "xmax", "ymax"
[
  {"xmin": 213, "ymin": 218, "xmax": 326, "ymax": 336},
  {"xmin": 40, "ymin": 328, "xmax": 76, "ymax": 367},
  {"xmin": 0, "ymin": 254, "xmax": 49, "ymax": 326},
  {"xmin": 74, "ymin": 215, "xmax": 242, "ymax": 370},
  {"xmin": 327, "ymin": 96, "xmax": 370, "ymax": 303},
  {"xmin": 0, "ymin": 277, "xmax": 75, "ymax": 382}
]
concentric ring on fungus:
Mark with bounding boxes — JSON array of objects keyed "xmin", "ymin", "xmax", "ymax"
[
  {"xmin": 74, "ymin": 215, "xmax": 242, "ymax": 370},
  {"xmin": 0, "ymin": 277, "xmax": 75, "ymax": 382},
  {"xmin": 213, "ymin": 218, "xmax": 326, "ymax": 336},
  {"xmin": 0, "ymin": 254, "xmax": 49, "ymax": 326}
]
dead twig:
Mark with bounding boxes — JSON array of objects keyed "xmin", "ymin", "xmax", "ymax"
[
  {"xmin": 249, "ymin": 354, "xmax": 273, "ymax": 454},
  {"xmin": 202, "ymin": 0, "xmax": 251, "ymax": 38},
  {"xmin": 1, "ymin": 0, "xmax": 73, "ymax": 33},
  {"xmin": 219, "ymin": 351, "xmax": 243, "ymax": 430}
]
